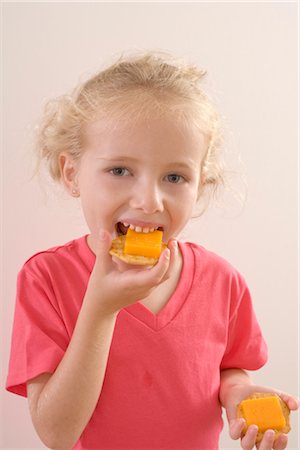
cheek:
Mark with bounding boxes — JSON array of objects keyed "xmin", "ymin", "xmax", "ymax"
[
  {"xmin": 175, "ymin": 183, "xmax": 199, "ymax": 206},
  {"xmin": 78, "ymin": 183, "xmax": 112, "ymax": 224},
  {"xmin": 169, "ymin": 188, "xmax": 198, "ymax": 223}
]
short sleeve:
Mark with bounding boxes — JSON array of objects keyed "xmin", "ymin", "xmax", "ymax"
[
  {"xmin": 220, "ymin": 275, "xmax": 268, "ymax": 370},
  {"xmin": 6, "ymin": 262, "xmax": 69, "ymax": 397}
]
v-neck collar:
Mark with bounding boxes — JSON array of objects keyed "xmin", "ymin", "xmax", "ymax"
[
  {"xmin": 123, "ymin": 242, "xmax": 195, "ymax": 331},
  {"xmin": 80, "ymin": 236, "xmax": 195, "ymax": 332}
]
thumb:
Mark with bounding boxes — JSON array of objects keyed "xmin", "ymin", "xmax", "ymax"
[
  {"xmin": 94, "ymin": 229, "xmax": 112, "ymax": 268},
  {"xmin": 229, "ymin": 418, "xmax": 246, "ymax": 440}
]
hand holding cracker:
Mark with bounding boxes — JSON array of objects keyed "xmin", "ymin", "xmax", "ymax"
[
  {"xmin": 84, "ymin": 230, "xmax": 175, "ymax": 316},
  {"xmin": 236, "ymin": 393, "xmax": 291, "ymax": 443},
  {"xmin": 223, "ymin": 383, "xmax": 299, "ymax": 450}
]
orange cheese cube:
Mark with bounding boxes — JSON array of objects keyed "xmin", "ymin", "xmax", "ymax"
[
  {"xmin": 124, "ymin": 229, "xmax": 163, "ymax": 258},
  {"xmin": 240, "ymin": 396, "xmax": 286, "ymax": 432}
]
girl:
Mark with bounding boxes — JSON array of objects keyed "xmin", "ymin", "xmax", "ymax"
[{"xmin": 6, "ymin": 51, "xmax": 298, "ymax": 450}]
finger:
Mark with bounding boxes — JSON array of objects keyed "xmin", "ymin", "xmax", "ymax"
[
  {"xmin": 287, "ymin": 396, "xmax": 299, "ymax": 410},
  {"xmin": 229, "ymin": 418, "xmax": 245, "ymax": 440},
  {"xmin": 167, "ymin": 238, "xmax": 177, "ymax": 259},
  {"xmin": 93, "ymin": 229, "xmax": 113, "ymax": 271},
  {"xmin": 139, "ymin": 247, "xmax": 171, "ymax": 287},
  {"xmin": 256, "ymin": 429, "xmax": 275, "ymax": 450},
  {"xmin": 278, "ymin": 393, "xmax": 300, "ymax": 410},
  {"xmin": 252, "ymin": 387, "xmax": 299, "ymax": 411},
  {"xmin": 161, "ymin": 239, "xmax": 178, "ymax": 281},
  {"xmin": 273, "ymin": 434, "xmax": 288, "ymax": 450},
  {"xmin": 240, "ymin": 425, "xmax": 258, "ymax": 450}
]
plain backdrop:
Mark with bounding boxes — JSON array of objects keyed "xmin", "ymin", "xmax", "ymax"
[{"xmin": 1, "ymin": 2, "xmax": 298, "ymax": 449}]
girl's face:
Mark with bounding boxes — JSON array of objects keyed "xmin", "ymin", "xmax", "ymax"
[{"xmin": 62, "ymin": 115, "xmax": 206, "ymax": 254}]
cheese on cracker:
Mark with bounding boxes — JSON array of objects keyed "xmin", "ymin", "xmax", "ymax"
[
  {"xmin": 124, "ymin": 229, "xmax": 163, "ymax": 258},
  {"xmin": 237, "ymin": 393, "xmax": 291, "ymax": 443},
  {"xmin": 109, "ymin": 229, "xmax": 166, "ymax": 266}
]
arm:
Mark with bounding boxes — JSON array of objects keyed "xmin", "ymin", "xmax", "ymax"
[
  {"xmin": 27, "ymin": 231, "xmax": 176, "ymax": 449},
  {"xmin": 219, "ymin": 368, "xmax": 299, "ymax": 450},
  {"xmin": 28, "ymin": 307, "xmax": 118, "ymax": 449}
]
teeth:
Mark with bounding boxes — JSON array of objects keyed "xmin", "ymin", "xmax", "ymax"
[{"xmin": 122, "ymin": 222, "xmax": 159, "ymax": 233}]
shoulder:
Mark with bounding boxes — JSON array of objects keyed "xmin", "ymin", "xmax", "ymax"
[
  {"xmin": 182, "ymin": 241, "xmax": 248, "ymax": 291},
  {"xmin": 19, "ymin": 235, "xmax": 91, "ymax": 280},
  {"xmin": 182, "ymin": 241, "xmax": 238, "ymax": 273}
]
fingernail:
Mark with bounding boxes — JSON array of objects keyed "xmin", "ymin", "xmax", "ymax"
[
  {"xmin": 169, "ymin": 239, "xmax": 177, "ymax": 251},
  {"xmin": 230, "ymin": 418, "xmax": 244, "ymax": 428},
  {"xmin": 248, "ymin": 425, "xmax": 258, "ymax": 433},
  {"xmin": 163, "ymin": 249, "xmax": 170, "ymax": 259},
  {"xmin": 265, "ymin": 429, "xmax": 275, "ymax": 438},
  {"xmin": 99, "ymin": 230, "xmax": 106, "ymax": 240}
]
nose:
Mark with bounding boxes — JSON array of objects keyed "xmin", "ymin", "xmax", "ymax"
[{"xmin": 129, "ymin": 180, "xmax": 164, "ymax": 214}]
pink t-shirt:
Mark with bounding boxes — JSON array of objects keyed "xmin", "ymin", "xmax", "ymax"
[{"xmin": 6, "ymin": 236, "xmax": 268, "ymax": 449}]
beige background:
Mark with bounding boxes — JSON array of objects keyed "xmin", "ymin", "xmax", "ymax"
[{"xmin": 1, "ymin": 2, "xmax": 298, "ymax": 449}]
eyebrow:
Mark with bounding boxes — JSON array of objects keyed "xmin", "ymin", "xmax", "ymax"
[
  {"xmin": 169, "ymin": 161, "xmax": 197, "ymax": 170},
  {"xmin": 95, "ymin": 156, "xmax": 139, "ymax": 163},
  {"xmin": 96, "ymin": 155, "xmax": 196, "ymax": 171}
]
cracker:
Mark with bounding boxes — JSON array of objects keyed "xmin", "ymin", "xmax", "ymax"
[
  {"xmin": 236, "ymin": 393, "xmax": 291, "ymax": 443},
  {"xmin": 109, "ymin": 234, "xmax": 167, "ymax": 266}
]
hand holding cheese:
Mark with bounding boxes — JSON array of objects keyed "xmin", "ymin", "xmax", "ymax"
[
  {"xmin": 237, "ymin": 393, "xmax": 291, "ymax": 443},
  {"xmin": 110, "ymin": 229, "xmax": 167, "ymax": 265}
]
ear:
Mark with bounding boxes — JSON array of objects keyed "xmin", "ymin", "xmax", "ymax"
[{"xmin": 59, "ymin": 152, "xmax": 80, "ymax": 197}]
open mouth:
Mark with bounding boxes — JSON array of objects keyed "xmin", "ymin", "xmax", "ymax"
[{"xmin": 115, "ymin": 222, "xmax": 164, "ymax": 236}]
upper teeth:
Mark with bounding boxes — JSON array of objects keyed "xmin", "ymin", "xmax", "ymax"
[{"xmin": 123, "ymin": 222, "xmax": 158, "ymax": 233}]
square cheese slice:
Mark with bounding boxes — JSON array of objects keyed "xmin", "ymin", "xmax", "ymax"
[
  {"xmin": 240, "ymin": 396, "xmax": 286, "ymax": 432},
  {"xmin": 124, "ymin": 229, "xmax": 163, "ymax": 258}
]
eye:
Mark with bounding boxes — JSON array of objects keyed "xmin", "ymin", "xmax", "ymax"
[
  {"xmin": 109, "ymin": 167, "xmax": 130, "ymax": 176},
  {"xmin": 165, "ymin": 173, "xmax": 185, "ymax": 184}
]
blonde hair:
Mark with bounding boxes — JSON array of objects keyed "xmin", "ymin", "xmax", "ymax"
[{"xmin": 36, "ymin": 50, "xmax": 225, "ymax": 206}]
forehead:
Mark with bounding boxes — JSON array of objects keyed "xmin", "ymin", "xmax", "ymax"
[{"xmin": 82, "ymin": 116, "xmax": 207, "ymax": 162}]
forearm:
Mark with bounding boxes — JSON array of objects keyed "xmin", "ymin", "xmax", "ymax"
[
  {"xmin": 32, "ymin": 299, "xmax": 118, "ymax": 449},
  {"xmin": 219, "ymin": 368, "xmax": 253, "ymax": 408}
]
